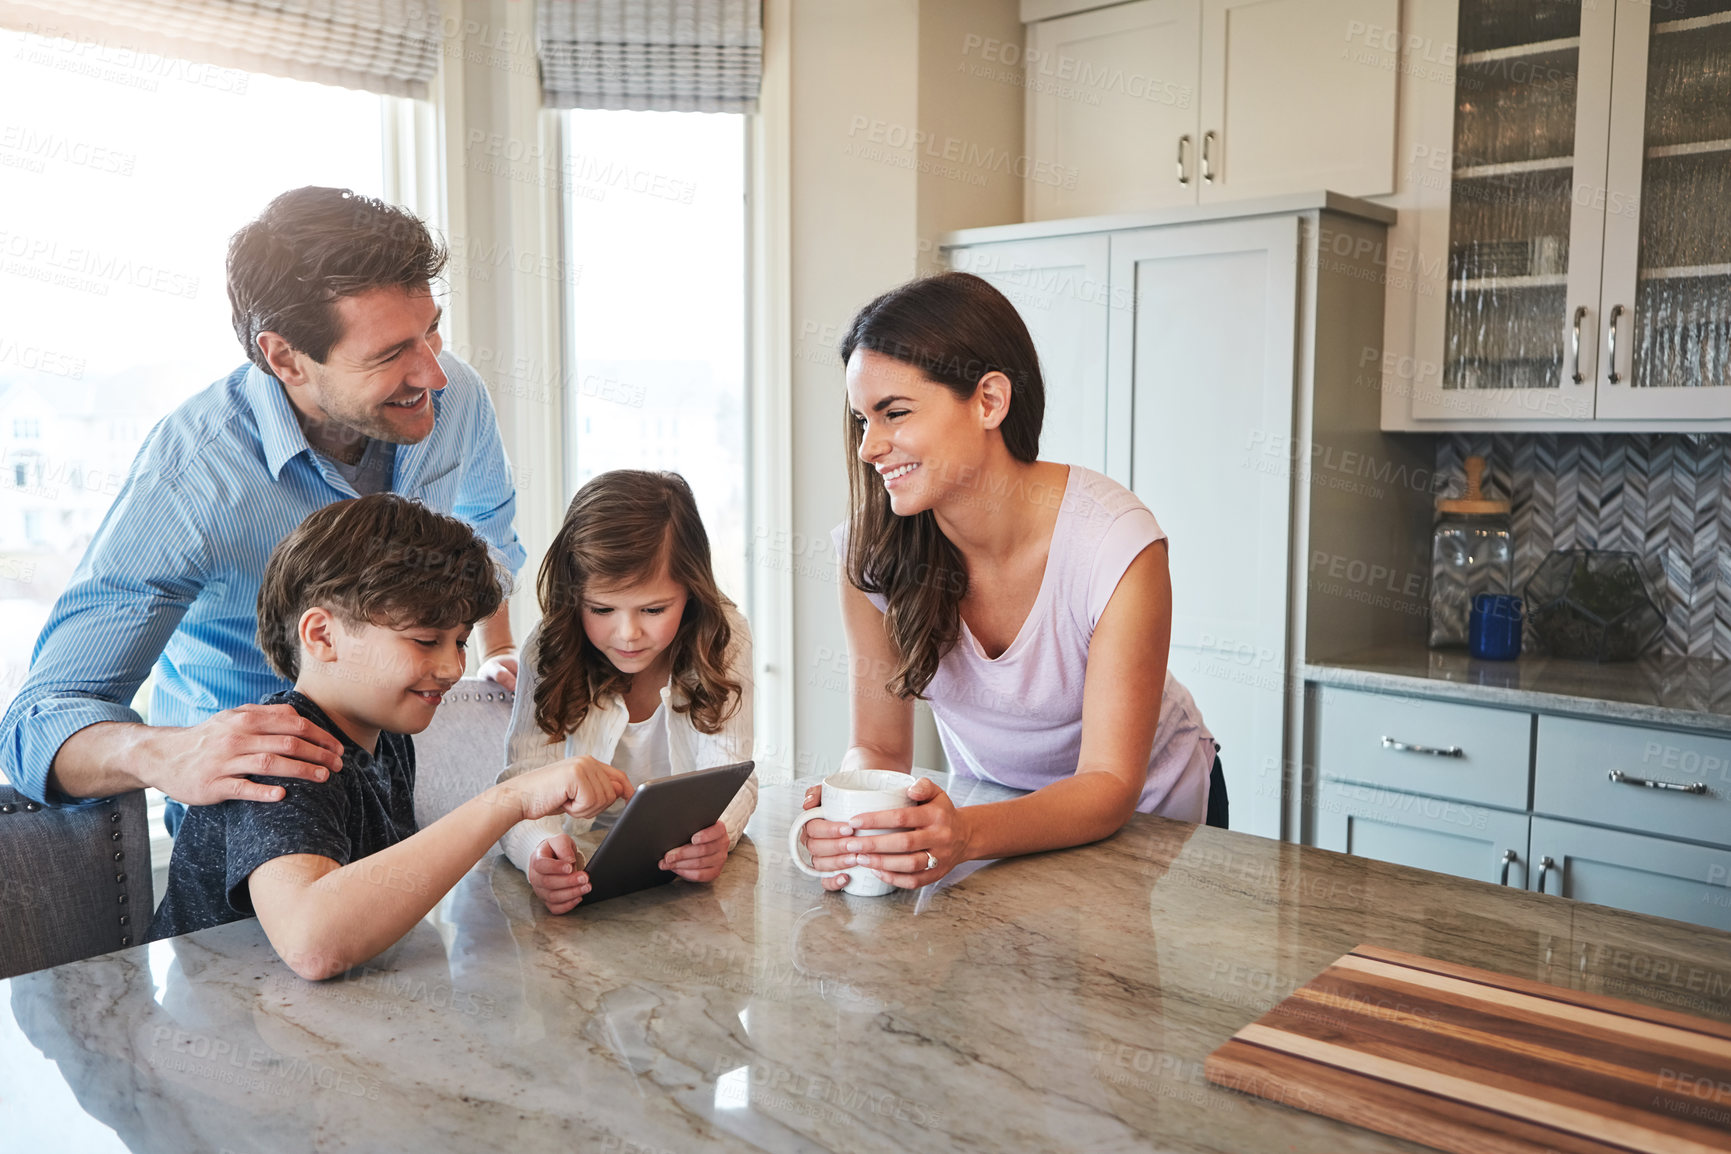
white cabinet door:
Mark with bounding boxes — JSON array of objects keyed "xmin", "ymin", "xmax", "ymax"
[
  {"xmin": 1026, "ymin": 0, "xmax": 1201, "ymax": 220},
  {"xmin": 1109, "ymin": 216, "xmax": 1298, "ymax": 838},
  {"xmin": 947, "ymin": 236, "xmax": 1112, "ymax": 473},
  {"xmin": 1529, "ymin": 817, "xmax": 1731, "ymax": 933},
  {"xmin": 1594, "ymin": 3, "xmax": 1731, "ymax": 420},
  {"xmin": 1316, "ymin": 782, "xmax": 1531, "ymax": 888},
  {"xmin": 1197, "ymin": 0, "xmax": 1399, "ymax": 203},
  {"xmin": 1406, "ymin": 0, "xmax": 1616, "ymax": 423}
]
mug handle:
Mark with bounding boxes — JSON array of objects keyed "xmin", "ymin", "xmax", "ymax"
[{"xmin": 787, "ymin": 808, "xmax": 834, "ymax": 878}]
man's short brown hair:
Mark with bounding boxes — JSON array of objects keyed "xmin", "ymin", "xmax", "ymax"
[
  {"xmin": 257, "ymin": 494, "xmax": 506, "ymax": 680},
  {"xmin": 227, "ymin": 186, "xmax": 448, "ymax": 372}
]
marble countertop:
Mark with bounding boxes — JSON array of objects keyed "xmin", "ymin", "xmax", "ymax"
[
  {"xmin": 1306, "ymin": 643, "xmax": 1731, "ymax": 735},
  {"xmin": 6, "ymin": 776, "xmax": 1731, "ymax": 1153}
]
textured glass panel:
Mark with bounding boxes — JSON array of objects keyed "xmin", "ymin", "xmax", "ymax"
[
  {"xmin": 1445, "ymin": 165, "xmax": 1574, "ymax": 391},
  {"xmin": 1455, "ymin": 1, "xmax": 1584, "ymax": 56},
  {"xmin": 1630, "ymin": 4, "xmax": 1731, "ymax": 391},
  {"xmin": 1445, "ymin": 0, "xmax": 1584, "ymax": 393},
  {"xmin": 1454, "ymin": 48, "xmax": 1579, "ymax": 168}
]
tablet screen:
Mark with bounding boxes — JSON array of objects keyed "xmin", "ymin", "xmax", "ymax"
[{"xmin": 578, "ymin": 761, "xmax": 755, "ymax": 906}]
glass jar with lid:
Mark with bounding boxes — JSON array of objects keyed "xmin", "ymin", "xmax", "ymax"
[{"xmin": 1429, "ymin": 455, "xmax": 1513, "ymax": 648}]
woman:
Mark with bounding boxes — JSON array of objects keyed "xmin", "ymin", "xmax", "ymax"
[{"xmin": 801, "ymin": 272, "xmax": 1222, "ymax": 891}]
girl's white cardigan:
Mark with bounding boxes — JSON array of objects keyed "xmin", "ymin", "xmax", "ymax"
[{"xmin": 493, "ymin": 606, "xmax": 757, "ymax": 873}]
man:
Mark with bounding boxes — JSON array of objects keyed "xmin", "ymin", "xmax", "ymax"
[{"xmin": 0, "ymin": 187, "xmax": 526, "ymax": 825}]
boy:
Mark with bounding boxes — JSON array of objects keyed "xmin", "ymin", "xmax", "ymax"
[{"xmin": 150, "ymin": 494, "xmax": 632, "ymax": 980}]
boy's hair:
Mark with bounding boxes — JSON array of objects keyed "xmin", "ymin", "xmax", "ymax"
[
  {"xmin": 258, "ymin": 494, "xmax": 506, "ymax": 680},
  {"xmin": 228, "ymin": 186, "xmax": 447, "ymax": 372},
  {"xmin": 534, "ymin": 470, "xmax": 741, "ymax": 739}
]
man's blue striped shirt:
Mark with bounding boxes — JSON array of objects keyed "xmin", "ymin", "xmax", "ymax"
[{"xmin": 1, "ymin": 353, "xmax": 526, "ymax": 804}]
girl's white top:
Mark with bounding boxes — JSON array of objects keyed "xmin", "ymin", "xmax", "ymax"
[
  {"xmin": 833, "ymin": 465, "xmax": 1215, "ymax": 821},
  {"xmin": 494, "ymin": 604, "xmax": 757, "ymax": 872}
]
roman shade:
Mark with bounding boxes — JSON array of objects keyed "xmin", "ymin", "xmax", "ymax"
[
  {"xmin": 537, "ymin": 0, "xmax": 761, "ymax": 113},
  {"xmin": 0, "ymin": 0, "xmax": 442, "ymax": 98}
]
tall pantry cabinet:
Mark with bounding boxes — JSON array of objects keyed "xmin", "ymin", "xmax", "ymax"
[{"xmin": 946, "ymin": 195, "xmax": 1433, "ymax": 841}]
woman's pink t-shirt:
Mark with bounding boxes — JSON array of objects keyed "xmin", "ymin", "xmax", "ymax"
[{"xmin": 834, "ymin": 466, "xmax": 1215, "ymax": 821}]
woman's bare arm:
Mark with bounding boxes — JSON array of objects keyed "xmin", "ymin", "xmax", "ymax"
[{"xmin": 835, "ymin": 541, "xmax": 1173, "ymax": 882}]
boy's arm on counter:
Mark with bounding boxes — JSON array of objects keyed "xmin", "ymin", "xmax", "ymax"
[{"xmin": 251, "ymin": 766, "xmax": 631, "ymax": 981}]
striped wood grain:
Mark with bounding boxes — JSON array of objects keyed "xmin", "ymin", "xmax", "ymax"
[{"xmin": 1205, "ymin": 944, "xmax": 1731, "ymax": 1154}]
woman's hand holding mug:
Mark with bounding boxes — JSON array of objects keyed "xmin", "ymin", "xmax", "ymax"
[{"xmin": 796, "ymin": 774, "xmax": 970, "ymax": 891}]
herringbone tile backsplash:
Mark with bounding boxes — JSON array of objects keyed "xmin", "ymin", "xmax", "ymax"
[{"xmin": 1438, "ymin": 435, "xmax": 1731, "ymax": 661}]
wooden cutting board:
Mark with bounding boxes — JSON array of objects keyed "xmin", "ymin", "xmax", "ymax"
[{"xmin": 1204, "ymin": 944, "xmax": 1731, "ymax": 1154}]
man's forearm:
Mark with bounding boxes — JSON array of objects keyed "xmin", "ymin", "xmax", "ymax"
[
  {"xmin": 478, "ymin": 601, "xmax": 515, "ymax": 659},
  {"xmin": 48, "ymin": 721, "xmax": 162, "ymax": 800}
]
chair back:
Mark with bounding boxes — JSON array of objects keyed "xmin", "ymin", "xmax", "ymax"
[
  {"xmin": 0, "ymin": 787, "xmax": 151, "ymax": 980},
  {"xmin": 413, "ymin": 680, "xmax": 516, "ymax": 828}
]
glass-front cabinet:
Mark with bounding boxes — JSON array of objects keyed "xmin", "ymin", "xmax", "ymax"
[
  {"xmin": 1410, "ymin": 0, "xmax": 1731, "ymax": 423},
  {"xmin": 1597, "ymin": 0, "xmax": 1731, "ymax": 418}
]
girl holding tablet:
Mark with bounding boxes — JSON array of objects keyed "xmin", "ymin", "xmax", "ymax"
[
  {"xmin": 496, "ymin": 470, "xmax": 755, "ymax": 912},
  {"xmin": 800, "ymin": 273, "xmax": 1221, "ymax": 891}
]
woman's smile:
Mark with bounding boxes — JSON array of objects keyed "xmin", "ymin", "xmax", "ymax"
[{"xmin": 880, "ymin": 462, "xmax": 919, "ymax": 487}]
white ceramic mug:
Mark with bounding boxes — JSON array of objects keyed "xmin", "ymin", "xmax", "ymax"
[{"xmin": 787, "ymin": 769, "xmax": 917, "ymax": 897}]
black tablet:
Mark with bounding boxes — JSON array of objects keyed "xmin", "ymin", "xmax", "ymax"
[{"xmin": 579, "ymin": 761, "xmax": 755, "ymax": 906}]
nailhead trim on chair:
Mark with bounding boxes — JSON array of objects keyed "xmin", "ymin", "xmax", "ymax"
[
  {"xmin": 109, "ymin": 797, "xmax": 136, "ymax": 948},
  {"xmin": 446, "ymin": 689, "xmax": 514, "ymax": 703},
  {"xmin": 0, "ymin": 793, "xmax": 140, "ymax": 951}
]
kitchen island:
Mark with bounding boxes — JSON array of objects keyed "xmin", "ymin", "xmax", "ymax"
[{"xmin": 4, "ymin": 775, "xmax": 1729, "ymax": 1153}]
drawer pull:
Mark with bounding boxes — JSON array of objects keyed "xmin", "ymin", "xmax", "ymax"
[
  {"xmin": 1536, "ymin": 856, "xmax": 1556, "ymax": 894},
  {"xmin": 1498, "ymin": 849, "xmax": 1517, "ymax": 886},
  {"xmin": 1607, "ymin": 770, "xmax": 1707, "ymax": 795},
  {"xmin": 1382, "ymin": 736, "xmax": 1464, "ymax": 758}
]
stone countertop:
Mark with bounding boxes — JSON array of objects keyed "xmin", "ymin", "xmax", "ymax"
[
  {"xmin": 1306, "ymin": 643, "xmax": 1731, "ymax": 736},
  {"xmin": 6, "ymin": 777, "xmax": 1731, "ymax": 1153}
]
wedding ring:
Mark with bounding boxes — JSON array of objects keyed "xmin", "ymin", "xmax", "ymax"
[{"xmin": 924, "ymin": 851, "xmax": 938, "ymax": 872}]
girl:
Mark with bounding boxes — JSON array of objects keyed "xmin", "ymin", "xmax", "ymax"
[
  {"xmin": 800, "ymin": 272, "xmax": 1222, "ymax": 892},
  {"xmin": 496, "ymin": 470, "xmax": 755, "ymax": 913}
]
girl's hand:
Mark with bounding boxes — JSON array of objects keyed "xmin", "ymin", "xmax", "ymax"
[
  {"xmin": 827, "ymin": 778, "xmax": 970, "ymax": 891},
  {"xmin": 659, "ymin": 820, "xmax": 729, "ymax": 882},
  {"xmin": 528, "ymin": 835, "xmax": 589, "ymax": 914},
  {"xmin": 507, "ymin": 756, "xmax": 633, "ymax": 822}
]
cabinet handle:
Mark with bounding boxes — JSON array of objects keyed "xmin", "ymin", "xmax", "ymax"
[
  {"xmin": 1570, "ymin": 305, "xmax": 1587, "ymax": 384},
  {"xmin": 1381, "ymin": 736, "xmax": 1464, "ymax": 758},
  {"xmin": 1202, "ymin": 131, "xmax": 1216, "ymax": 184},
  {"xmin": 1499, "ymin": 849, "xmax": 1517, "ymax": 886},
  {"xmin": 1536, "ymin": 855, "xmax": 1556, "ymax": 894},
  {"xmin": 1606, "ymin": 303, "xmax": 1625, "ymax": 384},
  {"xmin": 1608, "ymin": 770, "xmax": 1707, "ymax": 795},
  {"xmin": 1177, "ymin": 134, "xmax": 1191, "ymax": 185}
]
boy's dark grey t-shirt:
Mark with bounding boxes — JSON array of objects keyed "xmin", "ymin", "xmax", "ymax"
[{"xmin": 148, "ymin": 690, "xmax": 420, "ymax": 942}]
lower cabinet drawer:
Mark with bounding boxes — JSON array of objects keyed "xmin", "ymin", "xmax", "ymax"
[
  {"xmin": 1529, "ymin": 817, "xmax": 1731, "ymax": 932},
  {"xmin": 1534, "ymin": 717, "xmax": 1731, "ymax": 848},
  {"xmin": 1315, "ymin": 781, "xmax": 1530, "ymax": 888},
  {"xmin": 1314, "ymin": 686, "xmax": 1532, "ymax": 809}
]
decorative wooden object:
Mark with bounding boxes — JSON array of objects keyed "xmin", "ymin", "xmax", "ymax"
[{"xmin": 1205, "ymin": 944, "xmax": 1731, "ymax": 1154}]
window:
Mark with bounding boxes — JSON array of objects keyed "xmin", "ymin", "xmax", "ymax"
[
  {"xmin": 0, "ymin": 25, "xmax": 390, "ymax": 712},
  {"xmin": 560, "ymin": 110, "xmax": 748, "ymax": 602}
]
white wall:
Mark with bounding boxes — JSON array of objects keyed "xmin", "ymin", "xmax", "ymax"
[{"xmin": 784, "ymin": 0, "xmax": 1023, "ymax": 782}]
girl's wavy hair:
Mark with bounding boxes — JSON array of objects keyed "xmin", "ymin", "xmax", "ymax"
[
  {"xmin": 840, "ymin": 272, "xmax": 1044, "ymax": 699},
  {"xmin": 533, "ymin": 470, "xmax": 741, "ymax": 740}
]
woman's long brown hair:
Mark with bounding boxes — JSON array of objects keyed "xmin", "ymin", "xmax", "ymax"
[
  {"xmin": 840, "ymin": 272, "xmax": 1044, "ymax": 699},
  {"xmin": 534, "ymin": 470, "xmax": 741, "ymax": 740}
]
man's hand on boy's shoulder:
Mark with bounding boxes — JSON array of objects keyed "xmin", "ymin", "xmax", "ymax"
[{"xmin": 137, "ymin": 703, "xmax": 345, "ymax": 805}]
